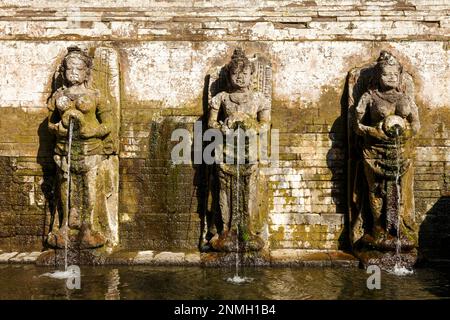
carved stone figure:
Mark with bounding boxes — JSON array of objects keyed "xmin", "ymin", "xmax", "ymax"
[
  {"xmin": 348, "ymin": 51, "xmax": 420, "ymax": 269},
  {"xmin": 206, "ymin": 48, "xmax": 271, "ymax": 252},
  {"xmin": 46, "ymin": 46, "xmax": 120, "ymax": 252}
]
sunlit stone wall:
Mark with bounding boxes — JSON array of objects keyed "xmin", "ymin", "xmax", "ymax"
[{"xmin": 0, "ymin": 0, "xmax": 448, "ymax": 259}]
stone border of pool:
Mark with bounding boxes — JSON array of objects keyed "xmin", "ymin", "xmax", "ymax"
[{"xmin": 0, "ymin": 249, "xmax": 359, "ymax": 267}]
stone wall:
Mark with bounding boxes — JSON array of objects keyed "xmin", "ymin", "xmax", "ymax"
[{"xmin": 0, "ymin": 0, "xmax": 448, "ymax": 259}]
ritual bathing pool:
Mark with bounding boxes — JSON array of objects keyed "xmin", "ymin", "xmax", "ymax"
[{"xmin": 0, "ymin": 265, "xmax": 448, "ymax": 300}]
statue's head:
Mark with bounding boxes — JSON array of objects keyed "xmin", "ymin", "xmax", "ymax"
[
  {"xmin": 226, "ymin": 48, "xmax": 255, "ymax": 90},
  {"xmin": 376, "ymin": 51, "xmax": 402, "ymax": 91},
  {"xmin": 62, "ymin": 46, "xmax": 92, "ymax": 86}
]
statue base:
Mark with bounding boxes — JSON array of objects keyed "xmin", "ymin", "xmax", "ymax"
[
  {"xmin": 209, "ymin": 229, "xmax": 265, "ymax": 253},
  {"xmin": 46, "ymin": 225, "xmax": 107, "ymax": 251},
  {"xmin": 354, "ymin": 248, "xmax": 418, "ymax": 271},
  {"xmin": 36, "ymin": 247, "xmax": 112, "ymax": 266},
  {"xmin": 360, "ymin": 233, "xmax": 416, "ymax": 252},
  {"xmin": 201, "ymin": 251, "xmax": 270, "ymax": 267}
]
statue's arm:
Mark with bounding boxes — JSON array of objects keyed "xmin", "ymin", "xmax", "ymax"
[
  {"xmin": 47, "ymin": 94, "xmax": 67, "ymax": 137},
  {"xmin": 354, "ymin": 93, "xmax": 389, "ymax": 141},
  {"xmin": 207, "ymin": 94, "xmax": 222, "ymax": 130},
  {"xmin": 354, "ymin": 93, "xmax": 372, "ymax": 136}
]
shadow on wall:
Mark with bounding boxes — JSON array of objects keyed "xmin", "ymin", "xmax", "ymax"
[
  {"xmin": 36, "ymin": 117, "xmax": 56, "ymax": 249},
  {"xmin": 418, "ymin": 196, "xmax": 450, "ymax": 262},
  {"xmin": 147, "ymin": 118, "xmax": 200, "ymax": 251},
  {"xmin": 36, "ymin": 66, "xmax": 67, "ymax": 249},
  {"xmin": 196, "ymin": 74, "xmax": 219, "ymax": 250},
  {"xmin": 326, "ymin": 77, "xmax": 350, "ymax": 251}
]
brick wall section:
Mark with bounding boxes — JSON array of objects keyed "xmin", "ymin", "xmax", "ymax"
[
  {"xmin": 119, "ymin": 115, "xmax": 203, "ymax": 251},
  {"xmin": 0, "ymin": 156, "xmax": 53, "ymax": 251},
  {"xmin": 262, "ymin": 102, "xmax": 347, "ymax": 250},
  {"xmin": 0, "ymin": 108, "xmax": 55, "ymax": 251},
  {"xmin": 0, "ymin": 1, "xmax": 448, "ymax": 257}
]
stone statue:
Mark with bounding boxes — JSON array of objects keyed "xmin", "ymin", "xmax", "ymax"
[
  {"xmin": 348, "ymin": 51, "xmax": 420, "ymax": 269},
  {"xmin": 206, "ymin": 48, "xmax": 271, "ymax": 252},
  {"xmin": 46, "ymin": 46, "xmax": 120, "ymax": 252}
]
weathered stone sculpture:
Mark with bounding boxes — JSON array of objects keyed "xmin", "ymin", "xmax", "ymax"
[
  {"xmin": 46, "ymin": 46, "xmax": 120, "ymax": 255},
  {"xmin": 348, "ymin": 51, "xmax": 420, "ymax": 270},
  {"xmin": 206, "ymin": 48, "xmax": 271, "ymax": 253}
]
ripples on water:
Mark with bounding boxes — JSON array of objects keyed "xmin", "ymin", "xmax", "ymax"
[
  {"xmin": 0, "ymin": 265, "xmax": 448, "ymax": 300},
  {"xmin": 389, "ymin": 264, "xmax": 415, "ymax": 276},
  {"xmin": 226, "ymin": 275, "xmax": 254, "ymax": 284}
]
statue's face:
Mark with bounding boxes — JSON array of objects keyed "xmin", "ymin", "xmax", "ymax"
[
  {"xmin": 65, "ymin": 57, "xmax": 89, "ymax": 86},
  {"xmin": 379, "ymin": 65, "xmax": 400, "ymax": 90},
  {"xmin": 230, "ymin": 66, "xmax": 252, "ymax": 90}
]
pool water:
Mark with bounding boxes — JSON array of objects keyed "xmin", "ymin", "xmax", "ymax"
[{"xmin": 0, "ymin": 265, "xmax": 449, "ymax": 300}]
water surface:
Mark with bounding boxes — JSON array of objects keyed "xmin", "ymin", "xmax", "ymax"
[{"xmin": 0, "ymin": 265, "xmax": 448, "ymax": 300}]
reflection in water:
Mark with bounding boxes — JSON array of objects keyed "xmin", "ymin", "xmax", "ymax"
[
  {"xmin": 105, "ymin": 269, "xmax": 120, "ymax": 300},
  {"xmin": 0, "ymin": 265, "xmax": 448, "ymax": 300},
  {"xmin": 263, "ymin": 268, "xmax": 309, "ymax": 300}
]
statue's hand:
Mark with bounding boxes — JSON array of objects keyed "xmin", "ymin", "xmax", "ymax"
[
  {"xmin": 242, "ymin": 117, "xmax": 259, "ymax": 130},
  {"xmin": 223, "ymin": 116, "xmax": 234, "ymax": 130},
  {"xmin": 234, "ymin": 112, "xmax": 250, "ymax": 123},
  {"xmin": 56, "ymin": 122, "xmax": 68, "ymax": 137},
  {"xmin": 62, "ymin": 109, "xmax": 84, "ymax": 128},
  {"xmin": 220, "ymin": 120, "xmax": 232, "ymax": 135},
  {"xmin": 80, "ymin": 125, "xmax": 99, "ymax": 139},
  {"xmin": 258, "ymin": 122, "xmax": 270, "ymax": 132},
  {"xmin": 364, "ymin": 123, "xmax": 391, "ymax": 142}
]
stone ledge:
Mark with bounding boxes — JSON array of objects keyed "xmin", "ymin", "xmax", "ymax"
[
  {"xmin": 0, "ymin": 249, "xmax": 358, "ymax": 267},
  {"xmin": 0, "ymin": 4, "xmax": 448, "ymax": 41},
  {"xmin": 0, "ymin": 21, "xmax": 447, "ymax": 41},
  {"xmin": 1, "ymin": 0, "xmax": 449, "ymax": 8},
  {"xmin": 0, "ymin": 252, "xmax": 18, "ymax": 262},
  {"xmin": 107, "ymin": 250, "xmax": 200, "ymax": 266},
  {"xmin": 0, "ymin": 251, "xmax": 41, "ymax": 263},
  {"xmin": 269, "ymin": 249, "xmax": 359, "ymax": 267}
]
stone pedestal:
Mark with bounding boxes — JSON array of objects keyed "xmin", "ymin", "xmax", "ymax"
[
  {"xmin": 354, "ymin": 249, "xmax": 418, "ymax": 271},
  {"xmin": 36, "ymin": 248, "xmax": 110, "ymax": 266},
  {"xmin": 200, "ymin": 251, "xmax": 270, "ymax": 267},
  {"xmin": 210, "ymin": 229, "xmax": 265, "ymax": 253}
]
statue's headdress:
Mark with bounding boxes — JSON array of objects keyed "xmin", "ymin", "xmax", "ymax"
[
  {"xmin": 226, "ymin": 47, "xmax": 255, "ymax": 74},
  {"xmin": 62, "ymin": 46, "xmax": 93, "ymax": 70},
  {"xmin": 376, "ymin": 50, "xmax": 402, "ymax": 73}
]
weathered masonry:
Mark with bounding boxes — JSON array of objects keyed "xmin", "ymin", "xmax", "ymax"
[{"xmin": 0, "ymin": 0, "xmax": 448, "ymax": 263}]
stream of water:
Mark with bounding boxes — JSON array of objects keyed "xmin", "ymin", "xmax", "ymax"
[
  {"xmin": 65, "ymin": 118, "xmax": 73, "ymax": 271},
  {"xmin": 227, "ymin": 124, "xmax": 253, "ymax": 284},
  {"xmin": 41, "ymin": 118, "xmax": 74, "ymax": 281},
  {"xmin": 235, "ymin": 124, "xmax": 240, "ymax": 277},
  {"xmin": 391, "ymin": 127, "xmax": 413, "ymax": 276}
]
